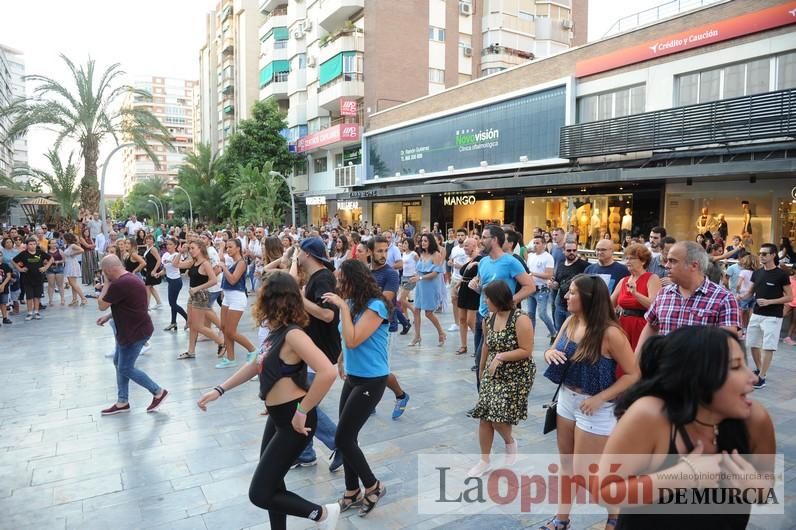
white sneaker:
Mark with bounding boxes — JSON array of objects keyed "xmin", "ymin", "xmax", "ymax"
[
  {"xmin": 317, "ymin": 502, "xmax": 340, "ymax": 529},
  {"xmin": 467, "ymin": 460, "xmax": 491, "ymax": 478},
  {"xmin": 104, "ymin": 351, "xmax": 115, "ymax": 358},
  {"xmin": 140, "ymin": 342, "xmax": 152, "ymax": 354},
  {"xmin": 153, "ymin": 303, "xmax": 162, "ymax": 310},
  {"xmin": 447, "ymin": 324, "xmax": 459, "ymax": 332}
]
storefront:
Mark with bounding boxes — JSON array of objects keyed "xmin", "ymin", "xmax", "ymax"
[
  {"xmin": 372, "ymin": 199, "xmax": 422, "ymax": 233},
  {"xmin": 335, "ymin": 198, "xmax": 363, "ymax": 227},
  {"xmin": 306, "ymin": 195, "xmax": 328, "ymax": 227}
]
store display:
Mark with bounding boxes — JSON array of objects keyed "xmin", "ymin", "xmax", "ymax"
[
  {"xmin": 621, "ymin": 208, "xmax": 633, "ymax": 241},
  {"xmin": 696, "ymin": 207, "xmax": 718, "ymax": 236},
  {"xmin": 741, "ymin": 200, "xmax": 752, "ymax": 235},
  {"xmin": 609, "ymin": 206, "xmax": 621, "ymax": 247}
]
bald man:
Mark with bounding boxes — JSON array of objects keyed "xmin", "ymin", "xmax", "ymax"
[{"xmin": 97, "ymin": 255, "xmax": 168, "ymax": 415}]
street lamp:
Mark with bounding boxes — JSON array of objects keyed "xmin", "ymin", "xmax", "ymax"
[
  {"xmin": 147, "ymin": 199, "xmax": 161, "ymax": 223},
  {"xmin": 172, "ymin": 185, "xmax": 193, "ymax": 228},
  {"xmin": 269, "ymin": 170, "xmax": 296, "ymax": 228},
  {"xmin": 148, "ymin": 194, "xmax": 164, "ymax": 223},
  {"xmin": 100, "ymin": 142, "xmax": 136, "ymax": 235}
]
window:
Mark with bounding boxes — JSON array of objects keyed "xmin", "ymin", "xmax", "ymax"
[
  {"xmin": 343, "ymin": 52, "xmax": 363, "ymax": 75},
  {"xmin": 699, "ymin": 69, "xmax": 720, "ymax": 103},
  {"xmin": 576, "ymin": 84, "xmax": 645, "ymax": 123},
  {"xmin": 429, "ymin": 68, "xmax": 445, "ymax": 84},
  {"xmin": 429, "ymin": 26, "xmax": 446, "ymax": 41},
  {"xmin": 313, "ymin": 157, "xmax": 328, "ymax": 173},
  {"xmin": 481, "ymin": 67, "xmax": 505, "ymax": 76},
  {"xmin": 518, "ymin": 11, "xmax": 534, "ymax": 21},
  {"xmin": 296, "ymin": 53, "xmax": 307, "ymax": 70},
  {"xmin": 723, "ymin": 63, "xmax": 745, "ymax": 99},
  {"xmin": 746, "ymin": 58, "xmax": 770, "ymax": 95}
]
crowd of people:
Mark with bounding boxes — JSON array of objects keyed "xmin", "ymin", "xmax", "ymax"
[{"xmin": 1, "ymin": 211, "xmax": 791, "ymax": 529}]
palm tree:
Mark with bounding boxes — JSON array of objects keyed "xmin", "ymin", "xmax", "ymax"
[
  {"xmin": 177, "ymin": 143, "xmax": 227, "ymax": 222},
  {"xmin": 0, "ymin": 54, "xmax": 171, "ymax": 212},
  {"xmin": 223, "ymin": 161, "xmax": 288, "ymax": 226},
  {"xmin": 14, "ymin": 149, "xmax": 80, "ymax": 220},
  {"xmin": 124, "ymin": 176, "xmax": 170, "ymax": 220}
]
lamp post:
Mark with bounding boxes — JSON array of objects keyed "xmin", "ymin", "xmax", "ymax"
[
  {"xmin": 269, "ymin": 170, "xmax": 295, "ymax": 228},
  {"xmin": 148, "ymin": 194, "xmax": 164, "ymax": 224},
  {"xmin": 147, "ymin": 199, "xmax": 161, "ymax": 223},
  {"xmin": 99, "ymin": 142, "xmax": 136, "ymax": 235},
  {"xmin": 172, "ymin": 185, "xmax": 193, "ymax": 228}
]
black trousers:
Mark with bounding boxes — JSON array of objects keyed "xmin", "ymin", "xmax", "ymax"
[
  {"xmin": 336, "ymin": 375, "xmax": 388, "ymax": 491},
  {"xmin": 166, "ymin": 277, "xmax": 188, "ymax": 324},
  {"xmin": 249, "ymin": 398, "xmax": 321, "ymax": 530}
]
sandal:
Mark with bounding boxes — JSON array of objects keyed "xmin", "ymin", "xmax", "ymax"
[
  {"xmin": 217, "ymin": 343, "xmax": 227, "ymax": 358},
  {"xmin": 338, "ymin": 489, "xmax": 363, "ymax": 512},
  {"xmin": 177, "ymin": 352, "xmax": 196, "ymax": 360},
  {"xmin": 606, "ymin": 517, "xmax": 618, "ymax": 529},
  {"xmin": 359, "ymin": 481, "xmax": 385, "ymax": 517},
  {"xmin": 455, "ymin": 346, "xmax": 468, "ymax": 355},
  {"xmin": 539, "ymin": 517, "xmax": 570, "ymax": 530}
]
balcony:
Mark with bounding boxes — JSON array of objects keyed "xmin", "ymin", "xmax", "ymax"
[
  {"xmin": 334, "ymin": 164, "xmax": 360, "ymax": 187},
  {"xmin": 260, "ymin": 12, "xmax": 288, "ymax": 41},
  {"xmin": 259, "ymin": 73, "xmax": 289, "ymax": 101},
  {"xmin": 317, "ymin": 0, "xmax": 364, "ymax": 30},
  {"xmin": 559, "ymin": 88, "xmax": 796, "ymax": 159},
  {"xmin": 223, "ymin": 104, "xmax": 234, "ymax": 115},
  {"xmin": 259, "ymin": 0, "xmax": 287, "ymax": 14},
  {"xmin": 534, "ymin": 18, "xmax": 571, "ymax": 45},
  {"xmin": 317, "ymin": 73, "xmax": 364, "ymax": 111},
  {"xmin": 222, "ymin": 37, "xmax": 234, "ymax": 55},
  {"xmin": 287, "ymin": 68, "xmax": 307, "ymax": 96},
  {"xmin": 287, "ymin": 103, "xmax": 307, "ymax": 127},
  {"xmin": 318, "ymin": 33, "xmax": 364, "ymax": 66}
]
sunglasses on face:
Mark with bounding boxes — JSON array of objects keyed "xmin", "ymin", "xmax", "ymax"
[{"xmin": 758, "ymin": 252, "xmax": 770, "ymax": 256}]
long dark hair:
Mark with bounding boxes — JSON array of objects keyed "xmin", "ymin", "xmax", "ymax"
[
  {"xmin": 338, "ymin": 259, "xmax": 391, "ymax": 316},
  {"xmin": 615, "ymin": 326, "xmax": 749, "ymax": 451},
  {"xmin": 569, "ymin": 274, "xmax": 622, "ymax": 364},
  {"xmin": 419, "ymin": 233, "xmax": 439, "ymax": 256},
  {"xmin": 253, "ymin": 270, "xmax": 308, "ymax": 328}
]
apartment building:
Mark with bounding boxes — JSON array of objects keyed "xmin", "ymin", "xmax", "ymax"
[
  {"xmin": 0, "ymin": 44, "xmax": 27, "ymax": 177},
  {"xmin": 256, "ymin": 0, "xmax": 583, "ymax": 225},
  {"xmin": 121, "ymin": 77, "xmax": 197, "ymax": 195},
  {"xmin": 198, "ymin": 0, "xmax": 265, "ymax": 154}
]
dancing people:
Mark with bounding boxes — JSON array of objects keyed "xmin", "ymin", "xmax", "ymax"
[
  {"xmin": 142, "ymin": 234, "xmax": 163, "ymax": 309},
  {"xmin": 197, "ymin": 271, "xmax": 340, "ymax": 530},
  {"xmin": 176, "ymin": 240, "xmax": 225, "ymax": 359},
  {"xmin": 159, "ymin": 238, "xmax": 188, "ymax": 331},
  {"xmin": 217, "ymin": 238, "xmax": 257, "ymax": 368}
]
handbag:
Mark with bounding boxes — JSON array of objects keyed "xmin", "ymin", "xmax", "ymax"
[{"xmin": 542, "ymin": 336, "xmax": 571, "ymax": 435}]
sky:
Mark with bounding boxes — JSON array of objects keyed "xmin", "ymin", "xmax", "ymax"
[{"xmin": 0, "ymin": 0, "xmax": 664, "ymax": 194}]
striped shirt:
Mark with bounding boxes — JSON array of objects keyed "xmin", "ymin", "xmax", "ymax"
[{"xmin": 645, "ymin": 277, "xmax": 740, "ymax": 335}]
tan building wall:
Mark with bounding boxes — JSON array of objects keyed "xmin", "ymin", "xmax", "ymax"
[{"xmin": 368, "ymin": 0, "xmax": 786, "ymax": 131}]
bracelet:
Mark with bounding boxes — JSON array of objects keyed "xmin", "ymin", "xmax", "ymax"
[
  {"xmin": 680, "ymin": 456, "xmax": 699, "ymax": 487},
  {"xmin": 296, "ymin": 402, "xmax": 307, "ymax": 414},
  {"xmin": 213, "ymin": 385, "xmax": 225, "ymax": 396}
]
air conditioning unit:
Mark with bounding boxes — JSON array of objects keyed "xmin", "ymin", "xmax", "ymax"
[
  {"xmin": 459, "ymin": 2, "xmax": 472, "ymax": 16},
  {"xmin": 307, "ymin": 55, "xmax": 316, "ymax": 67},
  {"xmin": 462, "ymin": 46, "xmax": 473, "ymax": 57},
  {"xmin": 303, "ymin": 20, "xmax": 312, "ymax": 31},
  {"xmin": 561, "ymin": 19, "xmax": 573, "ymax": 29},
  {"xmin": 294, "ymin": 29, "xmax": 305, "ymax": 39}
]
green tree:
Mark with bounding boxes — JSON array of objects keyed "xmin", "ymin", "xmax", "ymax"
[
  {"xmin": 223, "ymin": 162, "xmax": 288, "ymax": 226},
  {"xmin": 123, "ymin": 176, "xmax": 170, "ymax": 223},
  {"xmin": 14, "ymin": 149, "xmax": 80, "ymax": 220},
  {"xmin": 176, "ymin": 143, "xmax": 227, "ymax": 223},
  {"xmin": 223, "ymin": 100, "xmax": 295, "ymax": 175},
  {"xmin": 0, "ymin": 54, "xmax": 171, "ymax": 212}
]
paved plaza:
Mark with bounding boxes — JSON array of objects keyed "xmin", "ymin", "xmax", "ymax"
[{"xmin": 0, "ymin": 283, "xmax": 795, "ymax": 530}]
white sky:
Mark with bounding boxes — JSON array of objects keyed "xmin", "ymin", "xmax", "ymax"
[{"xmin": 1, "ymin": 0, "xmax": 664, "ymax": 194}]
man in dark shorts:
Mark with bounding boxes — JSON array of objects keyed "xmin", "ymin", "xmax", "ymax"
[
  {"xmin": 97, "ymin": 255, "xmax": 167, "ymax": 415},
  {"xmin": 12, "ymin": 237, "xmax": 52, "ymax": 321}
]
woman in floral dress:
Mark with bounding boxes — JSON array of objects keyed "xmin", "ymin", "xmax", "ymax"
[{"xmin": 468, "ymin": 279, "xmax": 535, "ymax": 477}]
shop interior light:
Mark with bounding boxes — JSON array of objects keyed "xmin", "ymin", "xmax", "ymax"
[
  {"xmin": 448, "ymin": 165, "xmax": 454, "ymax": 171},
  {"xmin": 419, "ymin": 169, "xmax": 425, "ymax": 174},
  {"xmin": 395, "ymin": 172, "xmax": 401, "ymax": 177},
  {"xmin": 519, "ymin": 155, "xmax": 528, "ymax": 162},
  {"xmin": 480, "ymin": 161, "xmax": 488, "ymax": 167},
  {"xmin": 374, "ymin": 175, "xmax": 379, "ymax": 179}
]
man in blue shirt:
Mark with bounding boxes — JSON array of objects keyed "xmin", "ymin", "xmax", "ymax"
[
  {"xmin": 368, "ymin": 236, "xmax": 411, "ymax": 419},
  {"xmin": 469, "ymin": 225, "xmax": 535, "ymax": 389},
  {"xmin": 584, "ymin": 239, "xmax": 629, "ymax": 295}
]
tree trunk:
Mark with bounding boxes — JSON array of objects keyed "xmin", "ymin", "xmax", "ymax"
[{"xmin": 80, "ymin": 134, "xmax": 100, "ymax": 212}]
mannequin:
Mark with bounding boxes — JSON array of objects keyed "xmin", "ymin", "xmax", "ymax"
[
  {"xmin": 590, "ymin": 208, "xmax": 602, "ymax": 248},
  {"xmin": 578, "ymin": 209, "xmax": 590, "ymax": 247},
  {"xmin": 621, "ymin": 208, "xmax": 633, "ymax": 241},
  {"xmin": 696, "ymin": 206, "xmax": 717, "ymax": 236},
  {"xmin": 741, "ymin": 201, "xmax": 752, "ymax": 235},
  {"xmin": 608, "ymin": 206, "xmax": 621, "ymax": 247}
]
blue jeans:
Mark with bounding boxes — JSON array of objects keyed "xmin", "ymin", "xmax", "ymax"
[
  {"xmin": 113, "ymin": 336, "xmax": 160, "ymax": 403},
  {"xmin": 474, "ymin": 312, "xmax": 484, "ymax": 390},
  {"xmin": 389, "ymin": 304, "xmax": 410, "ymax": 331},
  {"xmin": 527, "ymin": 288, "xmax": 556, "ymax": 336},
  {"xmin": 554, "ymin": 301, "xmax": 570, "ymax": 332},
  {"xmin": 299, "ymin": 371, "xmax": 337, "ymax": 460},
  {"xmin": 247, "ymin": 262, "xmax": 257, "ymax": 292}
]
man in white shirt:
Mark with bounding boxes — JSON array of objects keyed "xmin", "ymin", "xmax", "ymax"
[
  {"xmin": 246, "ymin": 228, "xmax": 264, "ymax": 291},
  {"xmin": 447, "ymin": 228, "xmax": 468, "ymax": 333},
  {"xmin": 526, "ymin": 235, "xmax": 557, "ymax": 341},
  {"xmin": 124, "ymin": 215, "xmax": 144, "ymax": 236}
]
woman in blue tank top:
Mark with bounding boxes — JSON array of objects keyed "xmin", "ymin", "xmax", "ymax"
[{"xmin": 539, "ymin": 274, "xmax": 639, "ymax": 530}]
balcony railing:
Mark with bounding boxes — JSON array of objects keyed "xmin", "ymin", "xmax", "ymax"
[
  {"xmin": 335, "ymin": 164, "xmax": 360, "ymax": 188},
  {"xmin": 559, "ymin": 88, "xmax": 796, "ymax": 159}
]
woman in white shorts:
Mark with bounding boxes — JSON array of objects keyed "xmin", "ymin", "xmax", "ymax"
[
  {"xmin": 539, "ymin": 274, "xmax": 639, "ymax": 530},
  {"xmin": 218, "ymin": 238, "xmax": 256, "ymax": 369}
]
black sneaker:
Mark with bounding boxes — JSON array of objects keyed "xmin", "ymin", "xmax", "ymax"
[
  {"xmin": 753, "ymin": 376, "xmax": 766, "ymax": 389},
  {"xmin": 2, "ymin": 318, "xmax": 10, "ymax": 324},
  {"xmin": 753, "ymin": 369, "xmax": 760, "ymax": 376},
  {"xmin": 400, "ymin": 323, "xmax": 411, "ymax": 335},
  {"xmin": 329, "ymin": 449, "xmax": 344, "ymax": 473},
  {"xmin": 289, "ymin": 457, "xmax": 317, "ymax": 469}
]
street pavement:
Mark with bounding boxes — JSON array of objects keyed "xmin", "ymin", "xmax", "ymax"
[{"xmin": 0, "ymin": 282, "xmax": 794, "ymax": 529}]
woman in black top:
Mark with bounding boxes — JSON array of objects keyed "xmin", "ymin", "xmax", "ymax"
[
  {"xmin": 197, "ymin": 271, "xmax": 339, "ymax": 530},
  {"xmin": 596, "ymin": 326, "xmax": 775, "ymax": 530},
  {"xmin": 176, "ymin": 240, "xmax": 223, "ymax": 359},
  {"xmin": 135, "ymin": 228, "xmax": 147, "ymax": 255},
  {"xmin": 121, "ymin": 238, "xmax": 145, "ymax": 275},
  {"xmin": 456, "ymin": 237, "xmax": 481, "ymax": 355},
  {"xmin": 142, "ymin": 234, "xmax": 163, "ymax": 309}
]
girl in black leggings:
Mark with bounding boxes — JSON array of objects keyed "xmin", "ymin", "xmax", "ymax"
[
  {"xmin": 322, "ymin": 260, "xmax": 391, "ymax": 517},
  {"xmin": 198, "ymin": 271, "xmax": 339, "ymax": 530}
]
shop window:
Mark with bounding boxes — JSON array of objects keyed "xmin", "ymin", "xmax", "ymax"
[{"xmin": 577, "ymin": 84, "xmax": 645, "ymax": 123}]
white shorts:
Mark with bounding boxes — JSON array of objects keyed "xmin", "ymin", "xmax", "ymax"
[
  {"xmin": 222, "ymin": 289, "xmax": 247, "ymax": 312},
  {"xmin": 746, "ymin": 313, "xmax": 783, "ymax": 351},
  {"xmin": 557, "ymin": 387, "xmax": 617, "ymax": 437}
]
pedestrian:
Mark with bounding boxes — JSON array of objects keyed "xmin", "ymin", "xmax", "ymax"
[
  {"xmin": 468, "ymin": 279, "xmax": 534, "ymax": 477},
  {"xmin": 549, "ymin": 240, "xmax": 588, "ymax": 331},
  {"xmin": 97, "ymin": 255, "xmax": 168, "ymax": 415},
  {"xmin": 600, "ymin": 326, "xmax": 775, "ymax": 529},
  {"xmin": 79, "ymin": 226, "xmax": 97, "ymax": 286},
  {"xmin": 448, "ymin": 228, "xmax": 468, "ymax": 335},
  {"xmin": 321, "ymin": 260, "xmax": 390, "ymax": 517},
  {"xmin": 12, "ymin": 237, "xmax": 52, "ymax": 320},
  {"xmin": 540, "ymin": 274, "xmax": 638, "ymax": 530},
  {"xmin": 526, "ymin": 234, "xmax": 557, "ymax": 342},
  {"xmin": 176, "ymin": 240, "xmax": 225, "ymax": 359},
  {"xmin": 196, "ymin": 271, "xmax": 340, "ymax": 530},
  {"xmin": 584, "ymin": 239, "xmax": 629, "ymax": 294},
  {"xmin": 456, "ymin": 237, "xmax": 482, "ymax": 355},
  {"xmin": 611, "ymin": 243, "xmax": 661, "ymax": 351},
  {"xmin": 0, "ymin": 251, "xmax": 12, "ymax": 326},
  {"xmin": 745, "ymin": 243, "xmax": 791, "ymax": 389},
  {"xmin": 45, "ymin": 240, "xmax": 66, "ymax": 306},
  {"xmin": 142, "ymin": 234, "xmax": 163, "ymax": 309},
  {"xmin": 158, "ymin": 238, "xmax": 188, "ymax": 331},
  {"xmin": 63, "ymin": 233, "xmax": 88, "ymax": 306},
  {"xmin": 122, "ymin": 237, "xmax": 146, "ymax": 276},
  {"xmin": 409, "ymin": 233, "xmax": 447, "ymax": 346},
  {"xmin": 735, "ymin": 253, "xmax": 759, "ymax": 336},
  {"xmin": 397, "ymin": 238, "xmax": 418, "ymax": 335},
  {"xmin": 217, "ymin": 238, "xmax": 257, "ymax": 368}
]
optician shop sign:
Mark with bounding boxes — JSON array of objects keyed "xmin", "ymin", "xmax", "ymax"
[
  {"xmin": 297, "ymin": 124, "xmax": 360, "ymax": 153},
  {"xmin": 576, "ymin": 1, "xmax": 796, "ymax": 77},
  {"xmin": 365, "ymin": 86, "xmax": 565, "ymax": 180}
]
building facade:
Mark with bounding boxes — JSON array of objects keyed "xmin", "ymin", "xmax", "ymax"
[
  {"xmin": 198, "ymin": 0, "xmax": 265, "ymax": 154},
  {"xmin": 0, "ymin": 44, "xmax": 27, "ymax": 177},
  {"xmin": 122, "ymin": 77, "xmax": 197, "ymax": 195},
  {"xmin": 255, "ymin": 0, "xmax": 584, "ymax": 226},
  {"xmin": 335, "ymin": 0, "xmax": 795, "ymax": 246}
]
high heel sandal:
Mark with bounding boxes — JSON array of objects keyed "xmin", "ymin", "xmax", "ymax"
[
  {"xmin": 359, "ymin": 481, "xmax": 385, "ymax": 517},
  {"xmin": 409, "ymin": 337, "xmax": 422, "ymax": 346},
  {"xmin": 163, "ymin": 323, "xmax": 178, "ymax": 332},
  {"xmin": 338, "ymin": 489, "xmax": 363, "ymax": 512}
]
